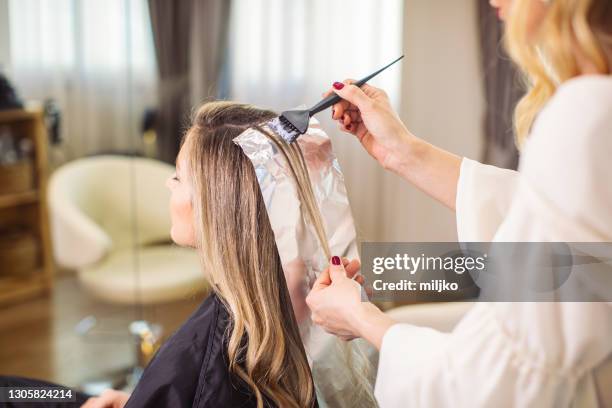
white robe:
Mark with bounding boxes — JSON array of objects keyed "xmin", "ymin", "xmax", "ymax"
[{"xmin": 374, "ymin": 75, "xmax": 612, "ymax": 407}]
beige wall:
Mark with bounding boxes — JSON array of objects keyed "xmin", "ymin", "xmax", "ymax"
[{"xmin": 377, "ymin": 0, "xmax": 485, "ymax": 242}]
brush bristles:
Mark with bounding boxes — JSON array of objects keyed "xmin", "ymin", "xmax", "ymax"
[{"xmin": 268, "ymin": 116, "xmax": 301, "ymax": 143}]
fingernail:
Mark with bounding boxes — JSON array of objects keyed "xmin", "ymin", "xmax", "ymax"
[
  {"xmin": 347, "ymin": 124, "xmax": 352, "ymax": 130},
  {"xmin": 333, "ymin": 82, "xmax": 345, "ymax": 90},
  {"xmin": 331, "ymin": 256, "xmax": 341, "ymax": 265}
]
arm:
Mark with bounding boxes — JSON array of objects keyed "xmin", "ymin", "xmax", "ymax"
[
  {"xmin": 392, "ymin": 137, "xmax": 462, "ymax": 210},
  {"xmin": 351, "ymin": 302, "xmax": 396, "ymax": 350}
]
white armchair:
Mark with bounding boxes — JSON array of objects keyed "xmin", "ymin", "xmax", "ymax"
[{"xmin": 48, "ymin": 155, "xmax": 207, "ymax": 305}]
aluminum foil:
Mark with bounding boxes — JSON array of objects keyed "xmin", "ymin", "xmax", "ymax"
[{"xmin": 234, "ymin": 118, "xmax": 376, "ymax": 408}]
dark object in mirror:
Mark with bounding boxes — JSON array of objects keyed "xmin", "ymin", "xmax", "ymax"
[
  {"xmin": 44, "ymin": 99, "xmax": 62, "ymax": 145},
  {"xmin": 0, "ymin": 73, "xmax": 23, "ymax": 110},
  {"xmin": 141, "ymin": 108, "xmax": 157, "ymax": 134}
]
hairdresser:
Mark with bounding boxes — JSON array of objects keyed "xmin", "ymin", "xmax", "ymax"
[{"xmin": 306, "ymin": 0, "xmax": 612, "ymax": 406}]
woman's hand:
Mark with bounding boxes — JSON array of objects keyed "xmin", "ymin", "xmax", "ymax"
[
  {"xmin": 324, "ymin": 80, "xmax": 415, "ymax": 173},
  {"xmin": 81, "ymin": 389, "xmax": 130, "ymax": 408},
  {"xmin": 324, "ymin": 80, "xmax": 463, "ymax": 210},
  {"xmin": 306, "ymin": 256, "xmax": 396, "ymax": 348}
]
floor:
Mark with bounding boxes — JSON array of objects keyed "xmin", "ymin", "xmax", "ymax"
[{"xmin": 0, "ymin": 273, "xmax": 206, "ymax": 388}]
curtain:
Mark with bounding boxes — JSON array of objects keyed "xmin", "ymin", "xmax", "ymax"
[
  {"xmin": 148, "ymin": 0, "xmax": 230, "ymax": 164},
  {"xmin": 7, "ymin": 0, "xmax": 157, "ymax": 161},
  {"xmin": 189, "ymin": 0, "xmax": 231, "ymax": 106},
  {"xmin": 477, "ymin": 0, "xmax": 523, "ymax": 170},
  {"xmin": 228, "ymin": 0, "xmax": 404, "ymax": 241}
]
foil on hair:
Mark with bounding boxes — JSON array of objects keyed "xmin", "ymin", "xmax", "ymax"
[{"xmin": 234, "ymin": 118, "xmax": 374, "ymax": 407}]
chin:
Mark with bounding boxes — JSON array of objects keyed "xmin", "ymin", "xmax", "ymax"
[
  {"xmin": 170, "ymin": 228, "xmax": 190, "ymax": 247},
  {"xmin": 170, "ymin": 228, "xmax": 184, "ymax": 246}
]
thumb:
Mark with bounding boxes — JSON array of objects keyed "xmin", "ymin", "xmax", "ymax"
[
  {"xmin": 329, "ymin": 255, "xmax": 347, "ymax": 281},
  {"xmin": 332, "ymin": 82, "xmax": 372, "ymax": 111}
]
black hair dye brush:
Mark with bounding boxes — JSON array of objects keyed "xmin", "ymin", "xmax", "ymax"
[{"xmin": 268, "ymin": 55, "xmax": 404, "ymax": 144}]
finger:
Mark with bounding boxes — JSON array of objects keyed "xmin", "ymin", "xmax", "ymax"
[
  {"xmin": 339, "ymin": 119, "xmax": 359, "ymax": 135},
  {"xmin": 324, "ymin": 79, "xmax": 357, "ymax": 100},
  {"xmin": 344, "ymin": 116, "xmax": 357, "ymax": 133},
  {"xmin": 332, "ymin": 99, "xmax": 351, "ymax": 120},
  {"xmin": 365, "ymin": 285, "xmax": 373, "ymax": 299},
  {"xmin": 329, "ymin": 255, "xmax": 347, "ymax": 281},
  {"xmin": 81, "ymin": 397, "xmax": 104, "ymax": 408},
  {"xmin": 339, "ymin": 334, "xmax": 358, "ymax": 342},
  {"xmin": 312, "ymin": 267, "xmax": 331, "ymax": 289},
  {"xmin": 348, "ymin": 110, "xmax": 362, "ymax": 123},
  {"xmin": 87, "ymin": 391, "xmax": 115, "ymax": 408},
  {"xmin": 359, "ymin": 83, "xmax": 384, "ymax": 98},
  {"xmin": 81, "ymin": 398, "xmax": 96, "ymax": 408},
  {"xmin": 345, "ymin": 259, "xmax": 361, "ymax": 278},
  {"xmin": 323, "ymin": 81, "xmax": 355, "ymax": 99},
  {"xmin": 354, "ymin": 275, "xmax": 365, "ymax": 286},
  {"xmin": 342, "ymin": 112, "xmax": 351, "ymax": 127},
  {"xmin": 331, "ymin": 81, "xmax": 373, "ymax": 113},
  {"xmin": 329, "ymin": 80, "xmax": 354, "ymax": 119}
]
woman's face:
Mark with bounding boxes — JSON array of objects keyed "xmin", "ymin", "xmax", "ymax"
[
  {"xmin": 490, "ymin": 0, "xmax": 548, "ymax": 38},
  {"xmin": 489, "ymin": 0, "xmax": 513, "ymax": 21},
  {"xmin": 166, "ymin": 143, "xmax": 196, "ymax": 247}
]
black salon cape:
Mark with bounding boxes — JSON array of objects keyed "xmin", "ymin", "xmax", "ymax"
[{"xmin": 124, "ymin": 292, "xmax": 267, "ymax": 408}]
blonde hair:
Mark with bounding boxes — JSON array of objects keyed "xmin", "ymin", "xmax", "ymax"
[
  {"xmin": 183, "ymin": 102, "xmax": 316, "ymax": 408},
  {"xmin": 504, "ymin": 0, "xmax": 612, "ymax": 146}
]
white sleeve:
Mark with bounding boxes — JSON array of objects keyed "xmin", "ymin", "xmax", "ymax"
[
  {"xmin": 373, "ymin": 303, "xmax": 564, "ymax": 408},
  {"xmin": 455, "ymin": 158, "xmax": 519, "ymax": 241},
  {"xmin": 374, "ymin": 323, "xmax": 452, "ymax": 407},
  {"xmin": 375, "ymin": 301, "xmax": 612, "ymax": 408}
]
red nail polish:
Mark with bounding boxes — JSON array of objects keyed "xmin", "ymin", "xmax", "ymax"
[
  {"xmin": 331, "ymin": 256, "xmax": 341, "ymax": 265},
  {"xmin": 333, "ymin": 82, "xmax": 345, "ymax": 90}
]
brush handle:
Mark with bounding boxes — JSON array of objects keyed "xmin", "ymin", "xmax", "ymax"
[{"xmin": 308, "ymin": 55, "xmax": 405, "ymax": 117}]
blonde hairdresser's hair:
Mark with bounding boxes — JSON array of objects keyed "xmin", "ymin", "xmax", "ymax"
[
  {"xmin": 504, "ymin": 0, "xmax": 612, "ymax": 146},
  {"xmin": 183, "ymin": 102, "xmax": 316, "ymax": 408}
]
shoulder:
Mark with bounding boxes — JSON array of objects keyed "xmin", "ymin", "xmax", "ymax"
[
  {"xmin": 543, "ymin": 74, "xmax": 612, "ymax": 117},
  {"xmin": 528, "ymin": 75, "xmax": 612, "ymax": 154},
  {"xmin": 176, "ymin": 292, "xmax": 225, "ymax": 343},
  {"xmin": 516, "ymin": 75, "xmax": 612, "ymax": 238},
  {"xmin": 148, "ymin": 292, "xmax": 224, "ymax": 363},
  {"xmin": 520, "ymin": 75, "xmax": 612, "ymax": 187},
  {"xmin": 125, "ymin": 293, "xmax": 226, "ymax": 407}
]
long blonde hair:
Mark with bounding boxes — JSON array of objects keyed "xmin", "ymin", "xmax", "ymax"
[
  {"xmin": 504, "ymin": 0, "xmax": 612, "ymax": 146},
  {"xmin": 183, "ymin": 102, "xmax": 316, "ymax": 408}
]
